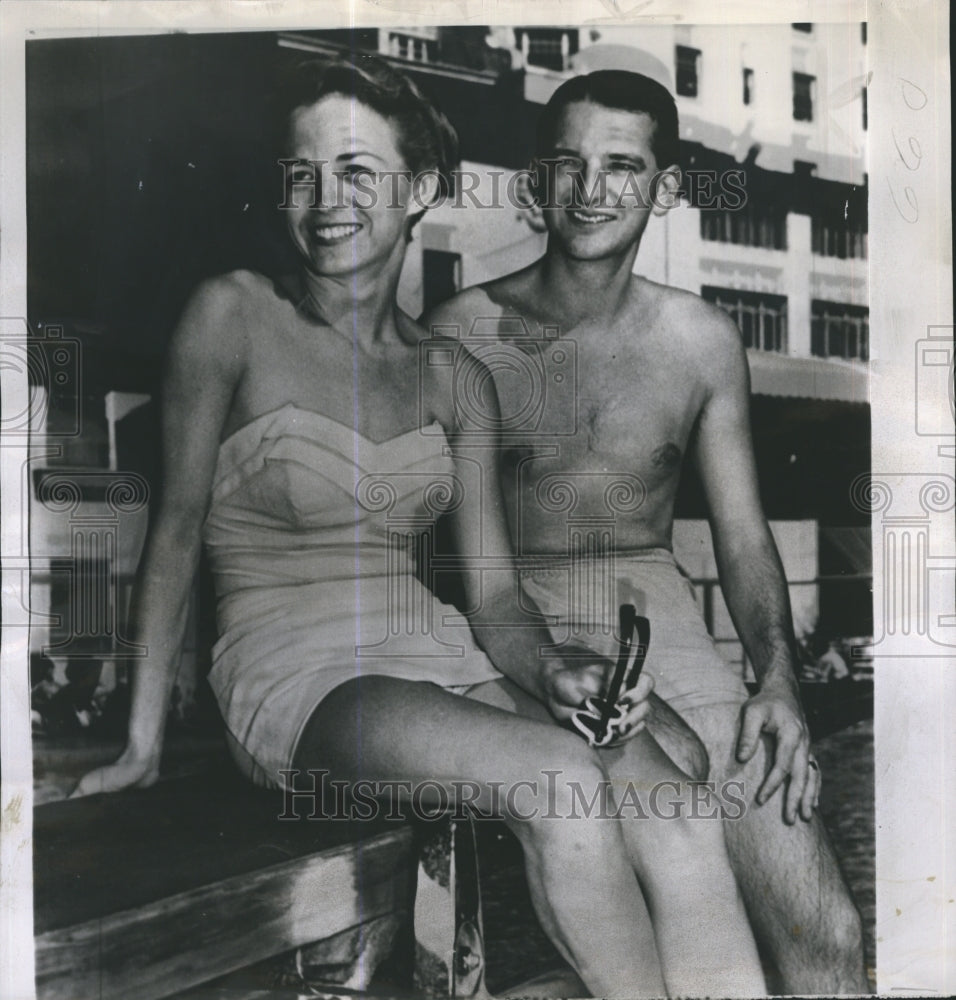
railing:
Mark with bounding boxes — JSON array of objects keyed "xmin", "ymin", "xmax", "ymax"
[
  {"xmin": 516, "ymin": 28, "xmax": 573, "ymax": 72},
  {"xmin": 30, "ymin": 562, "xmax": 873, "ymax": 690}
]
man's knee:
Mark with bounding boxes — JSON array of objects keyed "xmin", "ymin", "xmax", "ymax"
[
  {"xmin": 681, "ymin": 703, "xmax": 765, "ymax": 785},
  {"xmin": 829, "ymin": 893, "xmax": 864, "ymax": 959}
]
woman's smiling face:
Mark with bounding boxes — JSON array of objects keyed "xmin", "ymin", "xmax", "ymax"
[{"xmin": 284, "ymin": 94, "xmax": 414, "ymax": 277}]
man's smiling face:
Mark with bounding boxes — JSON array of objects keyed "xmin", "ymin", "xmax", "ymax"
[{"xmin": 537, "ymin": 100, "xmax": 671, "ymax": 261}]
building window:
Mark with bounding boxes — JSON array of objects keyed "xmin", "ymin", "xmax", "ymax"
[
  {"xmin": 862, "ymin": 86, "xmax": 868, "ymax": 130},
  {"xmin": 423, "ymin": 250, "xmax": 462, "ymax": 314},
  {"xmin": 861, "ymin": 22, "xmax": 867, "ymax": 44},
  {"xmin": 742, "ymin": 67, "xmax": 754, "ymax": 105},
  {"xmin": 812, "ymin": 301, "xmax": 870, "ymax": 361},
  {"xmin": 793, "ymin": 72, "xmax": 816, "ymax": 122},
  {"xmin": 515, "ymin": 28, "xmax": 578, "ymax": 72},
  {"xmin": 675, "ymin": 46, "xmax": 701, "ymax": 97},
  {"xmin": 388, "ymin": 31, "xmax": 437, "ymax": 62},
  {"xmin": 792, "ymin": 23, "xmax": 813, "ymax": 33},
  {"xmin": 811, "ymin": 215, "xmax": 868, "ymax": 259},
  {"xmin": 700, "ymin": 200, "xmax": 787, "ymax": 250},
  {"xmin": 702, "ymin": 286, "xmax": 788, "ymax": 353}
]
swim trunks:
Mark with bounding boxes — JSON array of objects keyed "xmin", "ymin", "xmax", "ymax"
[{"xmin": 519, "ymin": 548, "xmax": 749, "ymax": 715}]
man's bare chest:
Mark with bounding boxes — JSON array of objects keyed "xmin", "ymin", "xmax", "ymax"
[{"xmin": 492, "ymin": 331, "xmax": 701, "ymax": 479}]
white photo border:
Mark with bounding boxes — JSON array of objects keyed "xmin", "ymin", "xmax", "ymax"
[{"xmin": 1, "ymin": 1, "xmax": 952, "ymax": 997}]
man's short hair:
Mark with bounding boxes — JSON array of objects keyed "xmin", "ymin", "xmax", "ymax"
[{"xmin": 536, "ymin": 70, "xmax": 680, "ymax": 169}]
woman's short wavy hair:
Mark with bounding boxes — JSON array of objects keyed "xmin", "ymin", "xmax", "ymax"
[{"xmin": 273, "ymin": 53, "xmax": 459, "ymax": 204}]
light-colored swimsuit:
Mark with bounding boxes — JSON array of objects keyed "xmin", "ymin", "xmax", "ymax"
[
  {"xmin": 519, "ymin": 549, "xmax": 749, "ymax": 715},
  {"xmin": 202, "ymin": 404, "xmax": 502, "ymax": 789}
]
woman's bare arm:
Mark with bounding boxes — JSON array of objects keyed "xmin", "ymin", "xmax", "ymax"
[
  {"xmin": 442, "ymin": 355, "xmax": 652, "ymax": 733},
  {"xmin": 73, "ymin": 276, "xmax": 246, "ymax": 795}
]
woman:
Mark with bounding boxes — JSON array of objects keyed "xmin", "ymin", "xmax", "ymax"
[{"xmin": 75, "ymin": 54, "xmax": 764, "ymax": 998}]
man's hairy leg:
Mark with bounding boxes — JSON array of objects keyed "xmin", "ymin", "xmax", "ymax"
[{"xmin": 682, "ymin": 702, "xmax": 870, "ymax": 995}]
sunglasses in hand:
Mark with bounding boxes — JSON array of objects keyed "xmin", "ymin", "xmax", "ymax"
[{"xmin": 568, "ymin": 605, "xmax": 650, "ymax": 748}]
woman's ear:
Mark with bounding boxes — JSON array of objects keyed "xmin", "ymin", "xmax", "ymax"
[
  {"xmin": 526, "ymin": 158, "xmax": 542, "ymax": 203},
  {"xmin": 651, "ymin": 166, "xmax": 682, "ymax": 216},
  {"xmin": 411, "ymin": 170, "xmax": 441, "ymax": 215}
]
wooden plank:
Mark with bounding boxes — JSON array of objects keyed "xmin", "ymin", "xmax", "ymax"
[
  {"xmin": 500, "ymin": 967, "xmax": 587, "ymax": 997},
  {"xmin": 35, "ymin": 827, "xmax": 416, "ymax": 1000},
  {"xmin": 172, "ymin": 988, "xmax": 424, "ymax": 1000},
  {"xmin": 34, "ymin": 768, "xmax": 409, "ymax": 932}
]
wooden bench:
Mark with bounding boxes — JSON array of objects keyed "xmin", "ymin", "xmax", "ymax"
[{"xmin": 33, "ymin": 764, "xmax": 487, "ymax": 999}]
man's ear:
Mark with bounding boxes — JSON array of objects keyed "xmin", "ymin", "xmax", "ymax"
[
  {"xmin": 517, "ymin": 159, "xmax": 547, "ymax": 233},
  {"xmin": 651, "ymin": 166, "xmax": 682, "ymax": 216}
]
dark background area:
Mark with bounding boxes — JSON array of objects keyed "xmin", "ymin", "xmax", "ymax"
[{"xmin": 26, "ymin": 29, "xmax": 535, "ymax": 395}]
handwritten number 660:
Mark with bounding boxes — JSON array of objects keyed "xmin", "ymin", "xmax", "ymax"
[{"xmin": 888, "ymin": 78, "xmax": 927, "ymax": 223}]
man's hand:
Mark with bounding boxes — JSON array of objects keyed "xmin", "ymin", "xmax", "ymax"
[
  {"xmin": 71, "ymin": 747, "xmax": 160, "ymax": 798},
  {"xmin": 603, "ymin": 675, "xmax": 655, "ymax": 746},
  {"xmin": 542, "ymin": 650, "xmax": 654, "ymax": 744},
  {"xmin": 736, "ymin": 681, "xmax": 819, "ymax": 824}
]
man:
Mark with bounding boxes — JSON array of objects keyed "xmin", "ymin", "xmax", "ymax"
[{"xmin": 425, "ymin": 70, "xmax": 868, "ymax": 993}]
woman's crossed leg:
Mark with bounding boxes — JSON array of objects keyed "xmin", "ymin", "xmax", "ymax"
[
  {"xmin": 467, "ymin": 676, "xmax": 765, "ymax": 998},
  {"xmin": 293, "ymin": 675, "xmax": 764, "ymax": 998}
]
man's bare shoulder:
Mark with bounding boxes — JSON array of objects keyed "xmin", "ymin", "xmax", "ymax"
[
  {"xmin": 422, "ymin": 284, "xmax": 499, "ymax": 336},
  {"xmin": 637, "ymin": 278, "xmax": 735, "ymax": 333},
  {"xmin": 423, "ymin": 264, "xmax": 542, "ymax": 333},
  {"xmin": 639, "ymin": 278, "xmax": 746, "ymax": 377}
]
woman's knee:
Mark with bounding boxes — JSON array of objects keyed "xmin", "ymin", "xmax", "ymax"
[
  {"xmin": 627, "ymin": 779, "xmax": 732, "ymax": 868},
  {"xmin": 503, "ymin": 739, "xmax": 616, "ymax": 845}
]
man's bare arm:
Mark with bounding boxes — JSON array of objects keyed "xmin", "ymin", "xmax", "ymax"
[{"xmin": 691, "ymin": 305, "xmax": 817, "ymax": 823}]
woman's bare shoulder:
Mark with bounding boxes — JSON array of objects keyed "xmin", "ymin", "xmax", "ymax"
[
  {"xmin": 170, "ymin": 270, "xmax": 270, "ymax": 362},
  {"xmin": 181, "ymin": 269, "xmax": 268, "ymax": 321}
]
